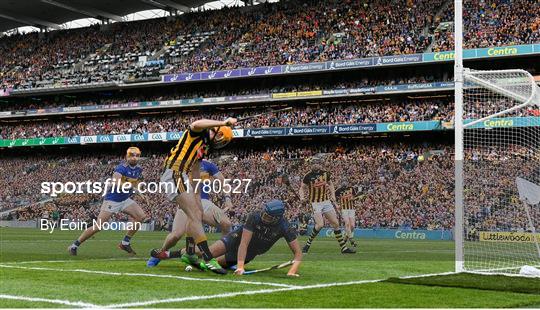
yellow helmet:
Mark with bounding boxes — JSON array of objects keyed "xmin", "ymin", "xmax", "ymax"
[
  {"xmin": 126, "ymin": 147, "xmax": 141, "ymax": 157},
  {"xmin": 211, "ymin": 126, "xmax": 233, "ymax": 149}
]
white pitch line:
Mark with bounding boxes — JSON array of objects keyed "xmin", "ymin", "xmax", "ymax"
[
  {"xmin": 105, "ymin": 270, "xmax": 460, "ymax": 308},
  {"xmin": 0, "ymin": 294, "xmax": 98, "ymax": 308},
  {"xmin": 0, "ymin": 264, "xmax": 296, "ymax": 288},
  {"xmin": 106, "ymin": 278, "xmax": 384, "ymax": 308}
]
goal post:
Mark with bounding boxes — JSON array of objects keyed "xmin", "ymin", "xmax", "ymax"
[
  {"xmin": 455, "ymin": 67, "xmax": 540, "ymax": 275},
  {"xmin": 454, "ymin": 0, "xmax": 540, "ymax": 277}
]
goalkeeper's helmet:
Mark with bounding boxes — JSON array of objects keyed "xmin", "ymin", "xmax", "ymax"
[
  {"xmin": 261, "ymin": 199, "xmax": 285, "ymax": 225},
  {"xmin": 210, "ymin": 126, "xmax": 233, "ymax": 149}
]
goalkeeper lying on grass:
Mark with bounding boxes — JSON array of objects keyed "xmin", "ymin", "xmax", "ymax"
[{"xmin": 150, "ymin": 199, "xmax": 303, "ymax": 276}]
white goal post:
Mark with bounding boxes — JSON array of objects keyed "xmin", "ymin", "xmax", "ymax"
[{"xmin": 454, "ymin": 0, "xmax": 540, "ymax": 276}]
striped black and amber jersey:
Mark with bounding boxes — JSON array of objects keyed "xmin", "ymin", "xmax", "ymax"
[
  {"xmin": 302, "ymin": 169, "xmax": 331, "ymax": 203},
  {"xmin": 335, "ymin": 186, "xmax": 356, "ymax": 210},
  {"xmin": 163, "ymin": 128, "xmax": 210, "ymax": 173}
]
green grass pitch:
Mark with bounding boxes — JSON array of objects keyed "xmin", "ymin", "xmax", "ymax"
[{"xmin": 1, "ymin": 228, "xmax": 539, "ymax": 308}]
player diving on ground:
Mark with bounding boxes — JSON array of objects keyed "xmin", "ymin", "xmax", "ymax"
[
  {"xmin": 166, "ymin": 199, "xmax": 303, "ymax": 276},
  {"xmin": 68, "ymin": 147, "xmax": 148, "ymax": 255}
]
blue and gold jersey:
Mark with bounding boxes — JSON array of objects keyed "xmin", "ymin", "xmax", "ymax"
[
  {"xmin": 199, "ymin": 160, "xmax": 220, "ymax": 200},
  {"xmin": 104, "ymin": 162, "xmax": 143, "ymax": 202}
]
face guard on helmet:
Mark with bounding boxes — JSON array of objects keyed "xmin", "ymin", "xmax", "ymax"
[
  {"xmin": 210, "ymin": 126, "xmax": 233, "ymax": 149},
  {"xmin": 261, "ymin": 199, "xmax": 285, "ymax": 225}
]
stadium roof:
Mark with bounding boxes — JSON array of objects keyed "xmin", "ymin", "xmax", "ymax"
[{"xmin": 0, "ymin": 0, "xmax": 228, "ymax": 32}]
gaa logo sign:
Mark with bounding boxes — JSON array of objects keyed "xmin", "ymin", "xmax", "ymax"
[
  {"xmin": 81, "ymin": 136, "xmax": 96, "ymax": 144},
  {"xmin": 132, "ymin": 134, "xmax": 145, "ymax": 141},
  {"xmin": 66, "ymin": 137, "xmax": 79, "ymax": 144},
  {"xmin": 151, "ymin": 133, "xmax": 164, "ymax": 140},
  {"xmin": 116, "ymin": 135, "xmax": 128, "ymax": 142},
  {"xmin": 169, "ymin": 132, "xmax": 181, "ymax": 140},
  {"xmin": 98, "ymin": 136, "xmax": 111, "ymax": 142}
]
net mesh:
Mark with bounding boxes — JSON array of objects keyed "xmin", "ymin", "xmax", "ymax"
[{"xmin": 461, "ymin": 69, "xmax": 540, "ymax": 274}]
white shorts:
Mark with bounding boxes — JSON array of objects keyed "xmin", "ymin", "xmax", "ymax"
[
  {"xmin": 160, "ymin": 169, "xmax": 191, "ymax": 201},
  {"xmin": 341, "ymin": 209, "xmax": 355, "ymax": 218},
  {"xmin": 101, "ymin": 198, "xmax": 137, "ymax": 214},
  {"xmin": 311, "ymin": 200, "xmax": 335, "ymax": 214},
  {"xmin": 202, "ymin": 199, "xmax": 225, "ymax": 225}
]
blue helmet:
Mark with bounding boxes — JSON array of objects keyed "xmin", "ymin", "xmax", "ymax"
[{"xmin": 264, "ymin": 199, "xmax": 285, "ymax": 217}]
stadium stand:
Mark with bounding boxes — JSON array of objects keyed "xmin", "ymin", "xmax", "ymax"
[
  {"xmin": 0, "ymin": 142, "xmax": 454, "ymax": 231},
  {"xmin": 1, "ymin": 0, "xmax": 538, "ymax": 90}
]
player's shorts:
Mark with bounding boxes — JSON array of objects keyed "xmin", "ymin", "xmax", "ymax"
[
  {"xmin": 311, "ymin": 200, "xmax": 335, "ymax": 214},
  {"xmin": 220, "ymin": 228, "xmax": 256, "ymax": 268},
  {"xmin": 202, "ymin": 199, "xmax": 225, "ymax": 225},
  {"xmin": 160, "ymin": 168, "xmax": 192, "ymax": 201},
  {"xmin": 341, "ymin": 209, "xmax": 355, "ymax": 218},
  {"xmin": 100, "ymin": 198, "xmax": 137, "ymax": 213}
]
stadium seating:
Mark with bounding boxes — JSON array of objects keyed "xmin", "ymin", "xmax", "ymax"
[
  {"xmin": 0, "ymin": 99, "xmax": 454, "ymax": 140},
  {"xmin": 1, "ymin": 0, "xmax": 538, "ymax": 90},
  {"xmin": 0, "ymin": 143, "xmax": 455, "ymax": 231}
]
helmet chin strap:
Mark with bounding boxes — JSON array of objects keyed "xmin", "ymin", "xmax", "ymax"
[{"xmin": 210, "ymin": 126, "xmax": 220, "ymax": 143}]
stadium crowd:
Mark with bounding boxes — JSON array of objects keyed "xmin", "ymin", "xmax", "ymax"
[
  {"xmin": 1, "ymin": 0, "xmax": 538, "ymax": 90},
  {"xmin": 1, "ymin": 142, "xmax": 455, "ymax": 231},
  {"xmin": 0, "ymin": 99, "xmax": 453, "ymax": 140},
  {"xmin": 3, "ymin": 141, "xmax": 537, "ymax": 233},
  {"xmin": 432, "ymin": 0, "xmax": 540, "ymax": 51},
  {"xmin": 464, "ymin": 145, "xmax": 540, "ymax": 235}
]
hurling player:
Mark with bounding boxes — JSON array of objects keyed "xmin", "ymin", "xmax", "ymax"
[
  {"xmin": 157, "ymin": 117, "xmax": 236, "ymax": 274},
  {"xmin": 171, "ymin": 200, "xmax": 302, "ymax": 276},
  {"xmin": 68, "ymin": 147, "xmax": 147, "ymax": 256},
  {"xmin": 300, "ymin": 158, "xmax": 355, "ymax": 254},
  {"xmin": 147, "ymin": 159, "xmax": 233, "ymax": 267}
]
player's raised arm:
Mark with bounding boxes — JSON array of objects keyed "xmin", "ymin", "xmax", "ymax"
[
  {"xmin": 234, "ymin": 228, "xmax": 253, "ymax": 275},
  {"xmin": 190, "ymin": 118, "xmax": 237, "ymax": 132}
]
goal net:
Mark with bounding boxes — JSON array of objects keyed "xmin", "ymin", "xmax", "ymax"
[{"xmin": 457, "ymin": 68, "xmax": 540, "ymax": 275}]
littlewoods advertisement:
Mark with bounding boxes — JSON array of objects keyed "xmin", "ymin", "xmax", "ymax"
[{"xmin": 479, "ymin": 231, "xmax": 540, "ymax": 243}]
